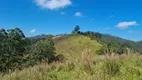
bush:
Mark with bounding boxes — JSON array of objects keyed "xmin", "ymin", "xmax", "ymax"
[{"xmin": 30, "ymin": 35, "xmax": 56, "ymax": 63}]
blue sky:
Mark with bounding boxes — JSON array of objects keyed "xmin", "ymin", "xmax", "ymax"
[{"xmin": 0, "ymin": 0, "xmax": 142, "ymax": 41}]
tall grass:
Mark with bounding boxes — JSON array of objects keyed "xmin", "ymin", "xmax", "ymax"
[{"xmin": 1, "ymin": 50, "xmax": 142, "ymax": 80}]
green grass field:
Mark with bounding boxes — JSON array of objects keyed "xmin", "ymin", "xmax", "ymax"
[{"xmin": 54, "ymin": 34, "xmax": 102, "ymax": 60}]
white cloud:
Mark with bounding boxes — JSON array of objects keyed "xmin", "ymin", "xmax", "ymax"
[
  {"xmin": 60, "ymin": 12, "xmax": 65, "ymax": 15},
  {"xmin": 74, "ymin": 12, "xmax": 83, "ymax": 17},
  {"xmin": 30, "ymin": 29, "xmax": 36, "ymax": 33},
  {"xmin": 34, "ymin": 0, "xmax": 72, "ymax": 10},
  {"xmin": 116, "ymin": 21, "xmax": 138, "ymax": 29},
  {"xmin": 108, "ymin": 15, "xmax": 114, "ymax": 19}
]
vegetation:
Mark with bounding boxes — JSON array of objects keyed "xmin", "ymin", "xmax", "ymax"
[
  {"xmin": 1, "ymin": 26, "xmax": 142, "ymax": 80},
  {"xmin": 72, "ymin": 25, "xmax": 80, "ymax": 34},
  {"xmin": 54, "ymin": 34, "xmax": 102, "ymax": 60},
  {"xmin": 1, "ymin": 51, "xmax": 142, "ymax": 80},
  {"xmin": 0, "ymin": 28, "xmax": 56, "ymax": 74},
  {"xmin": 71, "ymin": 25, "xmax": 142, "ymax": 54},
  {"xmin": 30, "ymin": 35, "xmax": 56, "ymax": 63}
]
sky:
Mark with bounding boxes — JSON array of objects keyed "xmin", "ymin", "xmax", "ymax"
[{"xmin": 0, "ymin": 0, "xmax": 142, "ymax": 41}]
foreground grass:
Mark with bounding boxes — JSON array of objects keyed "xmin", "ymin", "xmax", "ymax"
[{"xmin": 1, "ymin": 50, "xmax": 142, "ymax": 80}]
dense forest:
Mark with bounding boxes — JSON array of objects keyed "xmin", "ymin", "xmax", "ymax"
[{"xmin": 0, "ymin": 26, "xmax": 142, "ymax": 74}]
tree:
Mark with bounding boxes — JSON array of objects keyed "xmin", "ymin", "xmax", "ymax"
[
  {"xmin": 72, "ymin": 25, "xmax": 80, "ymax": 34},
  {"xmin": 0, "ymin": 28, "xmax": 27, "ymax": 73},
  {"xmin": 30, "ymin": 35, "xmax": 56, "ymax": 63}
]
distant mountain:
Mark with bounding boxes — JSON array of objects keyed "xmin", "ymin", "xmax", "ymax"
[
  {"xmin": 138, "ymin": 40, "xmax": 142, "ymax": 43},
  {"xmin": 101, "ymin": 34, "xmax": 142, "ymax": 53},
  {"xmin": 29, "ymin": 34, "xmax": 47, "ymax": 39}
]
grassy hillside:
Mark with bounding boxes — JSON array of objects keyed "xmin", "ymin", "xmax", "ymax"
[
  {"xmin": 1, "ymin": 34, "xmax": 142, "ymax": 80},
  {"xmin": 54, "ymin": 34, "xmax": 102, "ymax": 60}
]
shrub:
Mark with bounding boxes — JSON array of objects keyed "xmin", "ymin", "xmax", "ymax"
[{"xmin": 30, "ymin": 35, "xmax": 56, "ymax": 63}]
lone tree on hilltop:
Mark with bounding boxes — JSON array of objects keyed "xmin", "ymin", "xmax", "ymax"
[{"xmin": 72, "ymin": 25, "xmax": 80, "ymax": 34}]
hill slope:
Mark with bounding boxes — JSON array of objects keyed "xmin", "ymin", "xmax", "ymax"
[
  {"xmin": 1, "ymin": 35, "xmax": 142, "ymax": 80},
  {"xmin": 101, "ymin": 34, "xmax": 142, "ymax": 53},
  {"xmin": 54, "ymin": 34, "xmax": 102, "ymax": 59}
]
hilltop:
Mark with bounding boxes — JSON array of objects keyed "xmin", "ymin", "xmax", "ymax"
[{"xmin": 53, "ymin": 34, "xmax": 102, "ymax": 60}]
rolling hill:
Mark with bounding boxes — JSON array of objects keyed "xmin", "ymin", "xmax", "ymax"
[{"xmin": 53, "ymin": 34, "xmax": 102, "ymax": 60}]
